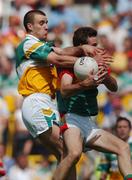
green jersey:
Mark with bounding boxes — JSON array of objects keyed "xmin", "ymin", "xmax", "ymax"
[
  {"xmin": 57, "ymin": 68, "xmax": 98, "ymax": 116},
  {"xmin": 15, "ymin": 34, "xmax": 57, "ymax": 97}
]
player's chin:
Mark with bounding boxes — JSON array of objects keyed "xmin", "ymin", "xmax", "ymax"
[{"xmin": 44, "ymin": 33, "xmax": 48, "ymax": 39}]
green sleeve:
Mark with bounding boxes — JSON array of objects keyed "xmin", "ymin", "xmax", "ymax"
[{"xmin": 30, "ymin": 43, "xmax": 53, "ymax": 60}]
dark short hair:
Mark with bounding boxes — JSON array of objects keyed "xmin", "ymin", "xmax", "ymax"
[
  {"xmin": 73, "ymin": 27, "xmax": 97, "ymax": 46},
  {"xmin": 23, "ymin": 10, "xmax": 46, "ymax": 32},
  {"xmin": 116, "ymin": 116, "xmax": 132, "ymax": 129}
]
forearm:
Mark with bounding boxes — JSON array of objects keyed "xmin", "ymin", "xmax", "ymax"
[
  {"xmin": 47, "ymin": 51, "xmax": 77, "ymax": 67},
  {"xmin": 103, "ymin": 75, "xmax": 118, "ymax": 92},
  {"xmin": 61, "ymin": 82, "xmax": 83, "ymax": 98},
  {"xmin": 53, "ymin": 46, "xmax": 83, "ymax": 57},
  {"xmin": 55, "ymin": 55, "xmax": 77, "ymax": 67},
  {"xmin": 61, "ymin": 79, "xmax": 95, "ymax": 98}
]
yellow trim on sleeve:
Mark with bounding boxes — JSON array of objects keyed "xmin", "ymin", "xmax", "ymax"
[{"xmin": 25, "ymin": 42, "xmax": 44, "ymax": 58}]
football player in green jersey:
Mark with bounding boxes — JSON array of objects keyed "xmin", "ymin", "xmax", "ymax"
[{"xmin": 55, "ymin": 27, "xmax": 132, "ymax": 180}]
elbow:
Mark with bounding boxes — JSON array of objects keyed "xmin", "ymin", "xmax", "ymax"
[
  {"xmin": 113, "ymin": 82, "xmax": 118, "ymax": 92},
  {"xmin": 114, "ymin": 85, "xmax": 118, "ymax": 92},
  {"xmin": 112, "ymin": 87, "xmax": 118, "ymax": 92},
  {"xmin": 110, "ymin": 84, "xmax": 118, "ymax": 92},
  {"xmin": 104, "ymin": 78, "xmax": 118, "ymax": 92}
]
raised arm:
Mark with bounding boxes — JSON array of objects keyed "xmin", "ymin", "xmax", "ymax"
[
  {"xmin": 53, "ymin": 46, "xmax": 84, "ymax": 57},
  {"xmin": 49, "ymin": 46, "xmax": 113, "ymax": 68},
  {"xmin": 53, "ymin": 45, "xmax": 105, "ymax": 57}
]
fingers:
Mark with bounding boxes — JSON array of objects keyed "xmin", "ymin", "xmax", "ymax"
[
  {"xmin": 80, "ymin": 69, "xmax": 107, "ymax": 88},
  {"xmin": 80, "ymin": 77, "xmax": 95, "ymax": 88},
  {"xmin": 94, "ymin": 47, "xmax": 107, "ymax": 56},
  {"xmin": 95, "ymin": 48, "xmax": 105, "ymax": 54},
  {"xmin": 98, "ymin": 64, "xmax": 109, "ymax": 72},
  {"xmin": 102, "ymin": 55, "xmax": 113, "ymax": 62},
  {"xmin": 95, "ymin": 55, "xmax": 113, "ymax": 66},
  {"xmin": 97, "ymin": 68, "xmax": 106, "ymax": 74},
  {"xmin": 98, "ymin": 70, "xmax": 107, "ymax": 78},
  {"xmin": 94, "ymin": 48, "xmax": 113, "ymax": 63},
  {"xmin": 83, "ymin": 45, "xmax": 100, "ymax": 57},
  {"xmin": 95, "ymin": 70, "xmax": 107, "ymax": 85},
  {"xmin": 96, "ymin": 48, "xmax": 108, "ymax": 55}
]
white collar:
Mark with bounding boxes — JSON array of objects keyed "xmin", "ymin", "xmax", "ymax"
[{"xmin": 26, "ymin": 34, "xmax": 40, "ymax": 41}]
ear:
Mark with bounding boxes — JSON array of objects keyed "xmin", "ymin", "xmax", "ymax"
[{"xmin": 27, "ymin": 23, "xmax": 33, "ymax": 32}]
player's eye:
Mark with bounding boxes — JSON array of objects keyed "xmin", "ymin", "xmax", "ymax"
[
  {"xmin": 40, "ymin": 21, "xmax": 44, "ymax": 25},
  {"xmin": 40, "ymin": 20, "xmax": 48, "ymax": 25}
]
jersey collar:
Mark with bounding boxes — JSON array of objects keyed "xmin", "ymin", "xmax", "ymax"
[{"xmin": 26, "ymin": 34, "xmax": 40, "ymax": 41}]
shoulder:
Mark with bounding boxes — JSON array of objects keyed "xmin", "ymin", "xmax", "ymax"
[
  {"xmin": 57, "ymin": 68, "xmax": 74, "ymax": 79},
  {"xmin": 23, "ymin": 37, "xmax": 43, "ymax": 52}
]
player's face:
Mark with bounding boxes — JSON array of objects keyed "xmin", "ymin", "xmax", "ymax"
[
  {"xmin": 29, "ymin": 14, "xmax": 48, "ymax": 40},
  {"xmin": 87, "ymin": 36, "xmax": 97, "ymax": 47},
  {"xmin": 116, "ymin": 120, "xmax": 131, "ymax": 141}
]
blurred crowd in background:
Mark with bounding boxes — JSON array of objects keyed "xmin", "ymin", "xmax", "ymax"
[{"xmin": 0, "ymin": 0, "xmax": 132, "ymax": 179}]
